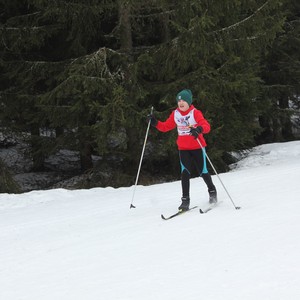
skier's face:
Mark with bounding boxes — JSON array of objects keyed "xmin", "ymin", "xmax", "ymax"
[{"xmin": 177, "ymin": 100, "xmax": 189, "ymax": 112}]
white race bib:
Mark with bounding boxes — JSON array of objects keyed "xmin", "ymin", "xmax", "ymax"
[{"xmin": 174, "ymin": 109, "xmax": 197, "ymax": 136}]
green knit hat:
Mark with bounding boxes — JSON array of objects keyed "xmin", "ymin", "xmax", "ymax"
[{"xmin": 176, "ymin": 89, "xmax": 193, "ymax": 105}]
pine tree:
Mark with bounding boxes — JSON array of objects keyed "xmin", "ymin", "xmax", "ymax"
[
  {"xmin": 0, "ymin": 0, "xmax": 123, "ymax": 171},
  {"xmin": 135, "ymin": 0, "xmax": 286, "ymax": 169},
  {"xmin": 258, "ymin": 0, "xmax": 300, "ymax": 143},
  {"xmin": 0, "ymin": 0, "xmax": 289, "ymax": 188}
]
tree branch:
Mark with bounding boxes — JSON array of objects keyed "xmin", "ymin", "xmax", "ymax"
[{"xmin": 212, "ymin": 0, "xmax": 271, "ymax": 34}]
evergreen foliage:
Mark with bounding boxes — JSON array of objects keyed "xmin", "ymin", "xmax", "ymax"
[
  {"xmin": 258, "ymin": 0, "xmax": 300, "ymax": 143},
  {"xmin": 136, "ymin": 0, "xmax": 286, "ymax": 168},
  {"xmin": 0, "ymin": 0, "xmax": 299, "ymax": 188}
]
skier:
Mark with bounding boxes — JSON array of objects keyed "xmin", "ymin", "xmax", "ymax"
[{"xmin": 147, "ymin": 89, "xmax": 217, "ymax": 211}]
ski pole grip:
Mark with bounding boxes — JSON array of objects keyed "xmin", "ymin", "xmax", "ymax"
[{"xmin": 150, "ymin": 106, "xmax": 154, "ymax": 116}]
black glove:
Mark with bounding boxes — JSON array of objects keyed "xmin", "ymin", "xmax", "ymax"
[
  {"xmin": 147, "ymin": 114, "xmax": 158, "ymax": 127},
  {"xmin": 189, "ymin": 126, "xmax": 203, "ymax": 139}
]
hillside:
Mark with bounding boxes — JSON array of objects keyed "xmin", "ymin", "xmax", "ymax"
[{"xmin": 1, "ymin": 141, "xmax": 300, "ymax": 300}]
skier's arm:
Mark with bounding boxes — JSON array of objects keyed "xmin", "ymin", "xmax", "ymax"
[
  {"xmin": 156, "ymin": 111, "xmax": 176, "ymax": 132},
  {"xmin": 194, "ymin": 109, "xmax": 211, "ymax": 134}
]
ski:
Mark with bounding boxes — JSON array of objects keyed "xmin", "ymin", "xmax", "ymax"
[
  {"xmin": 199, "ymin": 202, "xmax": 219, "ymax": 214},
  {"xmin": 161, "ymin": 206, "xmax": 198, "ymax": 220}
]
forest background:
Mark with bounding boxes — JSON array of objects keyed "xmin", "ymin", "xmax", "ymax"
[{"xmin": 0, "ymin": 0, "xmax": 300, "ymax": 193}]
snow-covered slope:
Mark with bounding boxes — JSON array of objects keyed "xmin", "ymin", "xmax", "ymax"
[{"xmin": 1, "ymin": 141, "xmax": 300, "ymax": 300}]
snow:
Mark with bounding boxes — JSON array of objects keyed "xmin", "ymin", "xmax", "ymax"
[{"xmin": 1, "ymin": 141, "xmax": 300, "ymax": 300}]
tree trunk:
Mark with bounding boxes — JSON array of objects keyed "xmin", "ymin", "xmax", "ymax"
[
  {"xmin": 161, "ymin": 8, "xmax": 170, "ymax": 43},
  {"xmin": 118, "ymin": 0, "xmax": 132, "ymax": 53},
  {"xmin": 0, "ymin": 159, "xmax": 20, "ymax": 193},
  {"xmin": 79, "ymin": 140, "xmax": 93, "ymax": 172},
  {"xmin": 279, "ymin": 95, "xmax": 294, "ymax": 141},
  {"xmin": 30, "ymin": 124, "xmax": 45, "ymax": 171}
]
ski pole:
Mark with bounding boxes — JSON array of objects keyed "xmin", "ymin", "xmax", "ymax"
[
  {"xmin": 130, "ymin": 106, "xmax": 154, "ymax": 209},
  {"xmin": 196, "ymin": 138, "xmax": 241, "ymax": 210}
]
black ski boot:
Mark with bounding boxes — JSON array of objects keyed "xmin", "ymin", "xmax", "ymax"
[
  {"xmin": 209, "ymin": 189, "xmax": 217, "ymax": 204},
  {"xmin": 178, "ymin": 196, "xmax": 190, "ymax": 211}
]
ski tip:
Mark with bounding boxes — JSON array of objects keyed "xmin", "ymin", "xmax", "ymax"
[
  {"xmin": 130, "ymin": 204, "xmax": 136, "ymax": 209},
  {"xmin": 199, "ymin": 209, "xmax": 205, "ymax": 214},
  {"xmin": 235, "ymin": 206, "xmax": 241, "ymax": 210},
  {"xmin": 161, "ymin": 214, "xmax": 166, "ymax": 220}
]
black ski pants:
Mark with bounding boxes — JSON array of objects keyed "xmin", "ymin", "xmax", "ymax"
[{"xmin": 179, "ymin": 149, "xmax": 215, "ymax": 197}]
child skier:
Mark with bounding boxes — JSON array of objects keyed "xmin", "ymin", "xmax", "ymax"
[{"xmin": 148, "ymin": 89, "xmax": 217, "ymax": 211}]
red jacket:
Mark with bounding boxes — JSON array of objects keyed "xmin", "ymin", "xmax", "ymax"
[{"xmin": 156, "ymin": 105, "xmax": 210, "ymax": 150}]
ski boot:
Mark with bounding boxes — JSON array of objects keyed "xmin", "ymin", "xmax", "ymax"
[
  {"xmin": 208, "ymin": 189, "xmax": 217, "ymax": 204},
  {"xmin": 178, "ymin": 196, "xmax": 190, "ymax": 211}
]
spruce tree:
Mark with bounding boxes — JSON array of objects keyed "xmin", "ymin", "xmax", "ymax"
[
  {"xmin": 0, "ymin": 0, "xmax": 122, "ymax": 171},
  {"xmin": 258, "ymin": 0, "xmax": 300, "ymax": 143},
  {"xmin": 0, "ymin": 0, "xmax": 289, "ymax": 188},
  {"xmin": 135, "ymin": 0, "xmax": 286, "ymax": 169}
]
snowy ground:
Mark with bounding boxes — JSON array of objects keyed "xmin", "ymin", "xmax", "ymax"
[{"xmin": 1, "ymin": 141, "xmax": 300, "ymax": 300}]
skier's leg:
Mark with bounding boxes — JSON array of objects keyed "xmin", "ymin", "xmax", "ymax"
[
  {"xmin": 178, "ymin": 150, "xmax": 192, "ymax": 210},
  {"xmin": 193, "ymin": 148, "xmax": 217, "ymax": 203}
]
